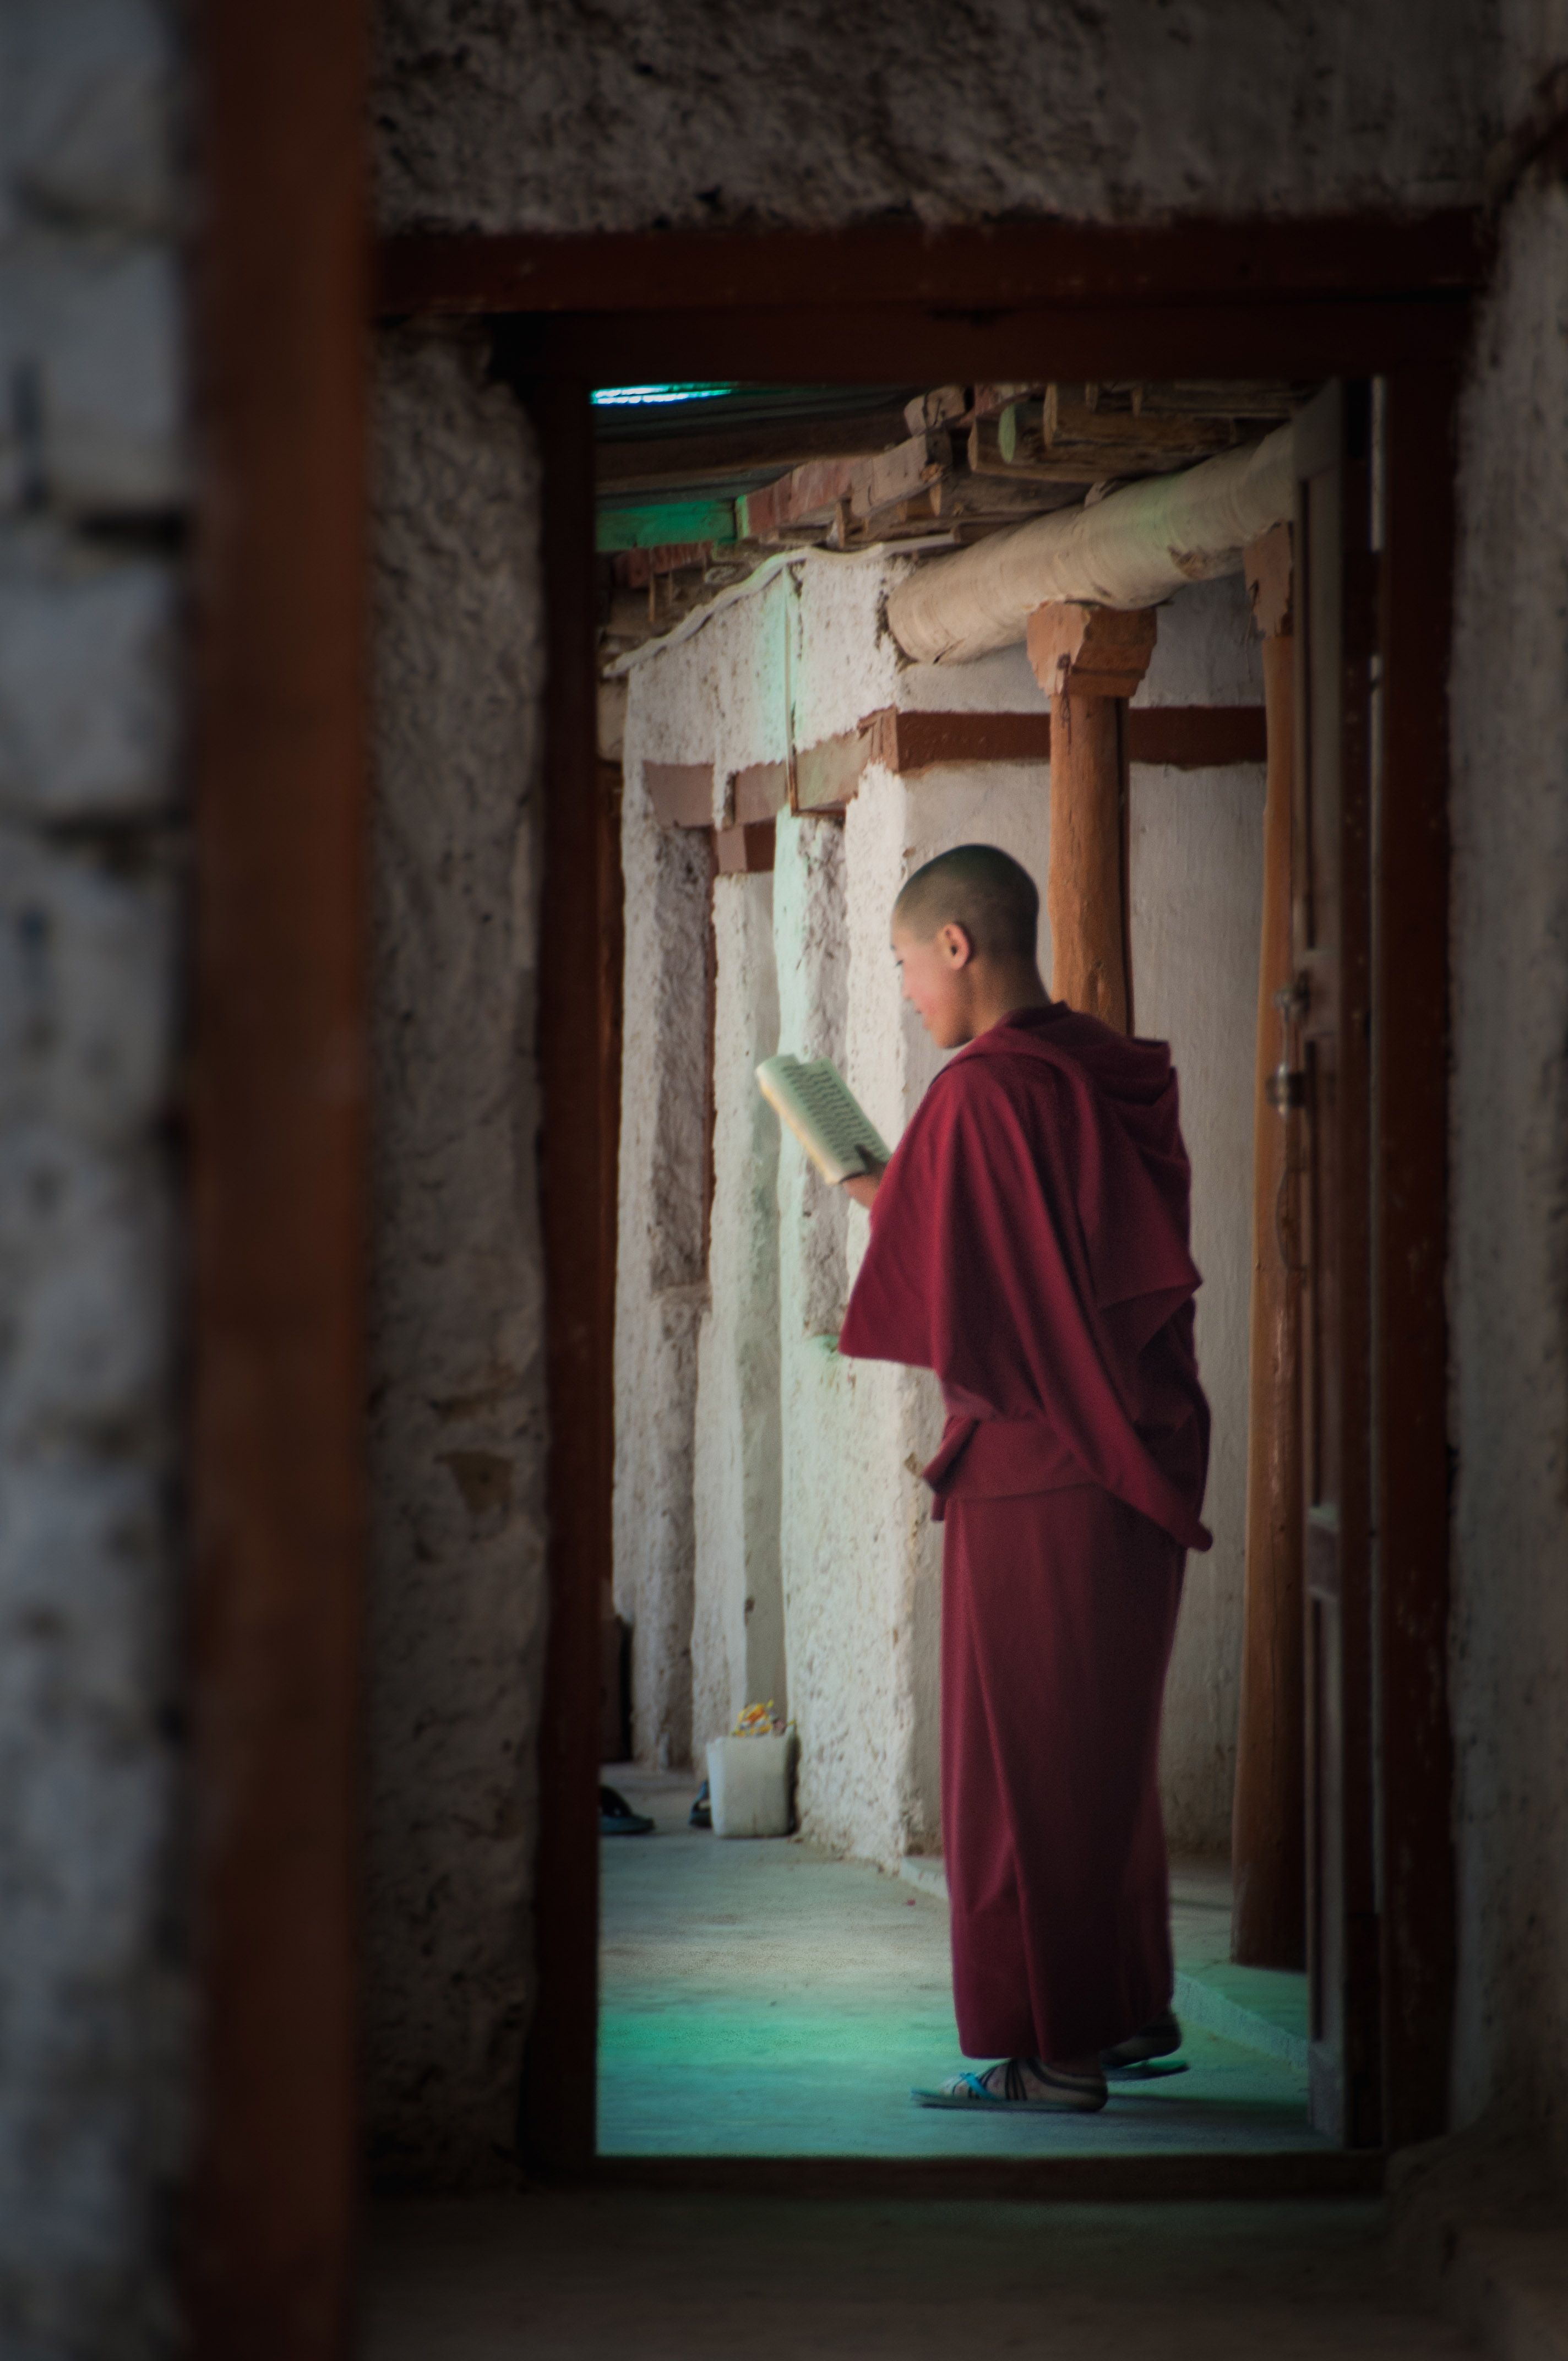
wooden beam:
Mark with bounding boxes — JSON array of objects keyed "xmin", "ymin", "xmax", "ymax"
[
  {"xmin": 597, "ymin": 497, "xmax": 736, "ymax": 552},
  {"xmin": 1045, "ymin": 693, "xmax": 1133, "ymax": 1029},
  {"xmin": 378, "ymin": 214, "xmax": 1490, "ymax": 319},
  {"xmin": 518, "ymin": 376, "xmax": 604, "ymax": 2177},
  {"xmin": 189, "ymin": 0, "xmax": 368, "ymax": 2352},
  {"xmin": 1375, "ymin": 367, "xmax": 1457, "ymax": 2148},
  {"xmin": 526, "ymin": 303, "xmax": 1473, "ymax": 397},
  {"xmin": 1026, "ymin": 609, "xmax": 1156, "ymax": 1032},
  {"xmin": 1026, "ymin": 602, "xmax": 1160, "ymax": 700},
  {"xmin": 595, "ymin": 406, "xmax": 910, "ymax": 490},
  {"xmin": 1231, "ymin": 527, "xmax": 1307, "ymax": 1973}
]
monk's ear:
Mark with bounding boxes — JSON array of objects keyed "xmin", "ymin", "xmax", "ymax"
[{"xmin": 937, "ymin": 921, "xmax": 977, "ymax": 969}]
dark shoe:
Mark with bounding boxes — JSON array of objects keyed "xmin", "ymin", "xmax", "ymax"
[
  {"xmin": 600, "ymin": 1783, "xmax": 654, "ymax": 1836},
  {"xmin": 688, "ymin": 1780, "xmax": 712, "ymax": 1830},
  {"xmin": 1102, "ymin": 2008, "xmax": 1186, "ymax": 2079}
]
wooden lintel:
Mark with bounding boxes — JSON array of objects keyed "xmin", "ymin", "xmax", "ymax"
[{"xmin": 381, "ymin": 214, "xmax": 1488, "ymax": 320}]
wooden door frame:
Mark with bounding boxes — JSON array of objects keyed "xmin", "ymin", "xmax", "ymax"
[
  {"xmin": 192, "ymin": 187, "xmax": 1480, "ymax": 2343},
  {"xmin": 453, "ymin": 237, "xmax": 1472, "ymax": 2179}
]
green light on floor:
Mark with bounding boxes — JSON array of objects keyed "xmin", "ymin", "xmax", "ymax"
[{"xmin": 591, "ymin": 383, "xmax": 739, "ymax": 407}]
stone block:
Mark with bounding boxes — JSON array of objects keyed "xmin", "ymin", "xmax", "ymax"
[
  {"xmin": 0, "ymin": 526, "xmax": 177, "ymax": 821},
  {"xmin": 0, "ymin": 0, "xmax": 177, "ymax": 237},
  {"xmin": 0, "ymin": 828, "xmax": 176, "ymax": 1150},
  {"xmin": 0, "ymin": 238, "xmax": 184, "ymax": 516}
]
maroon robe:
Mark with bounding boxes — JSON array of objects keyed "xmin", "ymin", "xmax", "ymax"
[{"xmin": 838, "ymin": 1002, "xmax": 1211, "ymax": 2061}]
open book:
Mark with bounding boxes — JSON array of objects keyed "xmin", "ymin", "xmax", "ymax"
[{"xmin": 756, "ymin": 1054, "xmax": 892, "ymax": 1186}]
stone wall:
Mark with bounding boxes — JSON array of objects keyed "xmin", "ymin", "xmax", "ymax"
[
  {"xmin": 0, "ymin": 0, "xmax": 189, "ymax": 2349},
  {"xmin": 366, "ymin": 328, "xmax": 549, "ymax": 2185},
  {"xmin": 375, "ymin": 0, "xmax": 1495, "ymax": 233},
  {"xmin": 1449, "ymin": 167, "xmax": 1568, "ymax": 2154}
]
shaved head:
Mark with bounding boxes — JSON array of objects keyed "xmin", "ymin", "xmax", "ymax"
[{"xmin": 893, "ymin": 843, "xmax": 1040, "ymax": 961}]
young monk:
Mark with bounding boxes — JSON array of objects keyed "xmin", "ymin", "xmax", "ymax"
[{"xmin": 836, "ymin": 842, "xmax": 1211, "ymax": 2113}]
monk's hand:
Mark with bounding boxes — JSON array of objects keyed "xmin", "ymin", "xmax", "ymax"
[{"xmin": 840, "ymin": 1161, "xmax": 884, "ymax": 1211}]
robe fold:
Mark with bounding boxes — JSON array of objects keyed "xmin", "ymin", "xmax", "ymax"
[{"xmin": 838, "ymin": 1002, "xmax": 1211, "ymax": 2061}]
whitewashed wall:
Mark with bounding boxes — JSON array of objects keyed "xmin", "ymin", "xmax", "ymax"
[
  {"xmin": 617, "ymin": 556, "xmax": 1262, "ymax": 1864},
  {"xmin": 692, "ymin": 874, "xmax": 785, "ymax": 1757}
]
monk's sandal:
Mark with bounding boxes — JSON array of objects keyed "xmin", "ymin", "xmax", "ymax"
[
  {"xmin": 912, "ymin": 2057, "xmax": 1108, "ymax": 2113},
  {"xmin": 1101, "ymin": 2009, "xmax": 1187, "ymax": 2080}
]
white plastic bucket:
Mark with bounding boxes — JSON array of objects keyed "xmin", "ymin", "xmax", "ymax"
[{"xmin": 706, "ymin": 1733, "xmax": 792, "ymax": 1837}]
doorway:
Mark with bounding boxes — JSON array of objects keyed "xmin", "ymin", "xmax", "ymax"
[
  {"xmin": 193, "ymin": 216, "xmax": 1475, "ymax": 2346},
  {"xmin": 503, "ymin": 338, "xmax": 1455, "ymax": 2172}
]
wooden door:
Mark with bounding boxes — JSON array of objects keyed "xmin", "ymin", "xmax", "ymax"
[{"xmin": 1292, "ymin": 380, "xmax": 1381, "ymax": 2147}]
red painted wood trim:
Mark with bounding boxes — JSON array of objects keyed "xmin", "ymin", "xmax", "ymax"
[
  {"xmin": 876, "ymin": 706, "xmax": 1266, "ymax": 772},
  {"xmin": 1375, "ymin": 368, "xmax": 1457, "ymax": 2148},
  {"xmin": 644, "ymin": 760, "xmax": 715, "ymax": 827},
  {"xmin": 876, "ymin": 710, "xmax": 1052, "ymax": 770},
  {"xmin": 715, "ymin": 819, "xmax": 776, "ymax": 873},
  {"xmin": 1128, "ymin": 705, "xmax": 1268, "ymax": 767},
  {"xmin": 732, "ymin": 759, "xmax": 790, "ymax": 823},
  {"xmin": 518, "ymin": 377, "xmax": 604, "ymax": 2175},
  {"xmin": 379, "ymin": 214, "xmax": 1488, "ymax": 318},
  {"xmin": 703, "ymin": 708, "xmax": 1267, "ymax": 827},
  {"xmin": 188, "ymin": 1, "xmax": 369, "ymax": 2354}
]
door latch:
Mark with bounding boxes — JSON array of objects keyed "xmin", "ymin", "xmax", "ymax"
[{"xmin": 1265, "ymin": 976, "xmax": 1308, "ymax": 1116}]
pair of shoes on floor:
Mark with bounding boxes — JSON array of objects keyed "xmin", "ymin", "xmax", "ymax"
[
  {"xmin": 911, "ymin": 2011, "xmax": 1187, "ymax": 2112},
  {"xmin": 600, "ymin": 1784, "xmax": 654, "ymax": 1836},
  {"xmin": 688, "ymin": 1780, "xmax": 712, "ymax": 1830}
]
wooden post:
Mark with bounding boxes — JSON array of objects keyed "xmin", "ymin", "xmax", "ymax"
[
  {"xmin": 1230, "ymin": 523, "xmax": 1306, "ymax": 1970},
  {"xmin": 1025, "ymin": 602, "xmax": 1156, "ymax": 1032}
]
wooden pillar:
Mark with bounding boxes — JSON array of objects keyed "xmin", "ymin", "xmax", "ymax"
[
  {"xmin": 1231, "ymin": 524, "xmax": 1306, "ymax": 1970},
  {"xmin": 1025, "ymin": 602, "xmax": 1157, "ymax": 1032}
]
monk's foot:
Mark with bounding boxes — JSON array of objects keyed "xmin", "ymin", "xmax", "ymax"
[
  {"xmin": 1102, "ymin": 2008, "xmax": 1182, "ymax": 2071},
  {"xmin": 912, "ymin": 2056, "xmax": 1108, "ymax": 2112}
]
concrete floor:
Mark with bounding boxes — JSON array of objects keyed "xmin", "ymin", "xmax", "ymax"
[
  {"xmin": 362, "ymin": 2193, "xmax": 1476, "ymax": 2359},
  {"xmin": 598, "ymin": 1768, "xmax": 1319, "ymax": 2158}
]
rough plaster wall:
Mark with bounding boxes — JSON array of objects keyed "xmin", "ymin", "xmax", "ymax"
[
  {"xmin": 772, "ymin": 804, "xmax": 936, "ymax": 1865},
  {"xmin": 0, "ymin": 2, "xmax": 188, "ymax": 2349},
  {"xmin": 377, "ymin": 0, "xmax": 1496, "ymax": 235},
  {"xmin": 1131, "ymin": 765, "xmax": 1264, "ymax": 1854},
  {"xmin": 368, "ymin": 329, "xmax": 549, "ymax": 2186},
  {"xmin": 613, "ymin": 683, "xmax": 714, "ymax": 1766},
  {"xmin": 692, "ymin": 875, "xmax": 785, "ymax": 1759},
  {"xmin": 1449, "ymin": 174, "xmax": 1568, "ymax": 2150},
  {"xmin": 1133, "ymin": 573, "xmax": 1264, "ymax": 1855}
]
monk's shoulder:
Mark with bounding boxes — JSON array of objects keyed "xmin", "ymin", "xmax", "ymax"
[{"xmin": 928, "ymin": 1043, "xmax": 1076, "ymax": 1137}]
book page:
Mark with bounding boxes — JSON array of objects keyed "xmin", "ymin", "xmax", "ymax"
[{"xmin": 756, "ymin": 1054, "xmax": 891, "ymax": 1185}]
